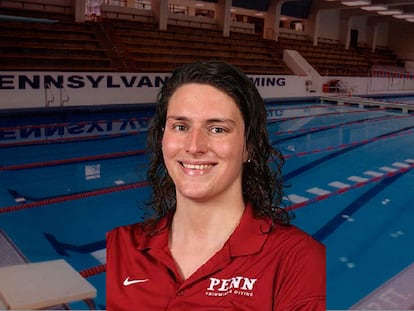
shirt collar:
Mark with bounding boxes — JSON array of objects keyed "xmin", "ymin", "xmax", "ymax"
[
  {"xmin": 134, "ymin": 215, "xmax": 170, "ymax": 251},
  {"xmin": 227, "ymin": 202, "xmax": 271, "ymax": 257}
]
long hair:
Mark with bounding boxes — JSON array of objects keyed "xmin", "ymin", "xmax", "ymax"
[{"xmin": 146, "ymin": 61, "xmax": 291, "ymax": 228}]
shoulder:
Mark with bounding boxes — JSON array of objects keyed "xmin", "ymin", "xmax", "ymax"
[
  {"xmin": 107, "ymin": 222, "xmax": 144, "ymax": 239},
  {"xmin": 106, "ymin": 222, "xmax": 144, "ymax": 250},
  {"xmin": 107, "ymin": 222, "xmax": 144, "ymax": 236},
  {"xmin": 268, "ymin": 224, "xmax": 325, "ymax": 256},
  {"xmin": 107, "ymin": 217, "xmax": 169, "ymax": 251}
]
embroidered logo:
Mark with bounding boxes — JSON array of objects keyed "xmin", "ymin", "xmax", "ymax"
[
  {"xmin": 123, "ymin": 276, "xmax": 149, "ymax": 286},
  {"xmin": 205, "ymin": 276, "xmax": 257, "ymax": 297}
]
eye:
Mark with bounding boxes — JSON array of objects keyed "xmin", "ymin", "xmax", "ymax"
[
  {"xmin": 210, "ymin": 126, "xmax": 227, "ymax": 134},
  {"xmin": 172, "ymin": 124, "xmax": 187, "ymax": 132}
]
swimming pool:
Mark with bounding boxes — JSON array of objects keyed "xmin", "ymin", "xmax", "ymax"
[{"xmin": 0, "ymin": 96, "xmax": 413, "ymax": 309}]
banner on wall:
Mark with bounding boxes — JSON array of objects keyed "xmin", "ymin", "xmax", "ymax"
[
  {"xmin": 371, "ymin": 70, "xmax": 414, "ymax": 80},
  {"xmin": 0, "ymin": 72, "xmax": 306, "ymax": 110},
  {"xmin": 0, "ymin": 73, "xmax": 290, "ymax": 91}
]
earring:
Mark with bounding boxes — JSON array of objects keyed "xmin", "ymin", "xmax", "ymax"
[{"xmin": 247, "ymin": 159, "xmax": 252, "ymax": 163}]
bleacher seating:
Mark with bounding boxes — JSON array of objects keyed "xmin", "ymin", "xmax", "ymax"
[
  {"xmin": 357, "ymin": 45, "xmax": 405, "ymax": 68},
  {"xmin": 104, "ymin": 19, "xmax": 292, "ymax": 75},
  {"xmin": 0, "ymin": 0, "xmax": 73, "ymax": 22},
  {"xmin": 0, "ymin": 4, "xmax": 406, "ymax": 76},
  {"xmin": 0, "ymin": 19, "xmax": 116, "ymax": 72}
]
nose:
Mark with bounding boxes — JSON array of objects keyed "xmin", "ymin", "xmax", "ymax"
[{"xmin": 186, "ymin": 128, "xmax": 208, "ymax": 154}]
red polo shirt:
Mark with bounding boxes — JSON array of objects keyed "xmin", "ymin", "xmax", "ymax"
[{"xmin": 106, "ymin": 204, "xmax": 325, "ymax": 310}]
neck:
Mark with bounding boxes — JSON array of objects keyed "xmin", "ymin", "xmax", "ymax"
[{"xmin": 171, "ymin": 196, "xmax": 246, "ymax": 242}]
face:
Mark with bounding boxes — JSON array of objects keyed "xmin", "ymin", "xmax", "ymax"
[{"xmin": 162, "ymin": 83, "xmax": 248, "ymax": 204}]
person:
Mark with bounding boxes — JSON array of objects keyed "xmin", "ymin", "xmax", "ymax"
[{"xmin": 106, "ymin": 61, "xmax": 326, "ymax": 310}]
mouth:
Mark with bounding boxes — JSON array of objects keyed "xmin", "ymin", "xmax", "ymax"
[{"xmin": 180, "ymin": 162, "xmax": 215, "ymax": 170}]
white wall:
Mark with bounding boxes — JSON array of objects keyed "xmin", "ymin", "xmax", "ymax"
[
  {"xmin": 317, "ymin": 9, "xmax": 341, "ymax": 41},
  {"xmin": 389, "ymin": 22, "xmax": 414, "ymax": 61}
]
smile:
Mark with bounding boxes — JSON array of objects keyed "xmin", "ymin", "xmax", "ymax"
[{"xmin": 181, "ymin": 162, "xmax": 214, "ymax": 170}]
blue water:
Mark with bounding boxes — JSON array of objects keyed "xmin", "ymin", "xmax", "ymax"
[{"xmin": 0, "ymin": 99, "xmax": 413, "ymax": 309}]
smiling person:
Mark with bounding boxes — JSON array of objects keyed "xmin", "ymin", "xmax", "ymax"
[{"xmin": 106, "ymin": 61, "xmax": 326, "ymax": 310}]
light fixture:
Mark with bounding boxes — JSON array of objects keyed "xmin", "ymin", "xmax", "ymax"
[
  {"xmin": 195, "ymin": 3, "xmax": 205, "ymax": 7},
  {"xmin": 393, "ymin": 13, "xmax": 414, "ymax": 19},
  {"xmin": 406, "ymin": 18, "xmax": 414, "ymax": 22},
  {"xmin": 378, "ymin": 9, "xmax": 403, "ymax": 15},
  {"xmin": 341, "ymin": 0, "xmax": 371, "ymax": 6},
  {"xmin": 361, "ymin": 4, "xmax": 387, "ymax": 11}
]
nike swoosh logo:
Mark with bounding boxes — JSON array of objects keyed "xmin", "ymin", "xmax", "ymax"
[{"xmin": 123, "ymin": 276, "xmax": 149, "ymax": 286}]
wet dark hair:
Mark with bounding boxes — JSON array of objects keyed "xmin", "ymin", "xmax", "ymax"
[{"xmin": 146, "ymin": 61, "xmax": 290, "ymax": 228}]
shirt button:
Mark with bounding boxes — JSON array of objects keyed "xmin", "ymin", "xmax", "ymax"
[{"xmin": 176, "ymin": 290, "xmax": 184, "ymax": 296}]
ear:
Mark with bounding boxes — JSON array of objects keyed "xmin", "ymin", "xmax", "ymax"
[{"xmin": 242, "ymin": 143, "xmax": 249, "ymax": 163}]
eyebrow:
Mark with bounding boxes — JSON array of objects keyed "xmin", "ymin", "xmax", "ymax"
[{"xmin": 166, "ymin": 115, "xmax": 236, "ymax": 125}]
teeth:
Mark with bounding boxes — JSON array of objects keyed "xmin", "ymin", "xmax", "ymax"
[{"xmin": 183, "ymin": 163, "xmax": 212, "ymax": 170}]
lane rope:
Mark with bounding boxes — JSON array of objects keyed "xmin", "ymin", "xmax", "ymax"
[
  {"xmin": 0, "ymin": 181, "xmax": 149, "ymax": 214},
  {"xmin": 283, "ymin": 128, "xmax": 414, "ymax": 159},
  {"xmin": 79, "ymin": 264, "xmax": 106, "ymax": 278},
  {"xmin": 285, "ymin": 161, "xmax": 414, "ymax": 212}
]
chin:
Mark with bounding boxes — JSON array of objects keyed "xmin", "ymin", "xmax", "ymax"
[{"xmin": 177, "ymin": 189, "xmax": 212, "ymax": 202}]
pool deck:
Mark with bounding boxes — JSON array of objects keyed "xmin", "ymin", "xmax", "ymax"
[
  {"xmin": 351, "ymin": 261, "xmax": 414, "ymax": 310},
  {"xmin": 320, "ymin": 95, "xmax": 414, "ymax": 114}
]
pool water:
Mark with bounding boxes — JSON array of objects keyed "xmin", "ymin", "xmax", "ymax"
[{"xmin": 0, "ymin": 99, "xmax": 413, "ymax": 309}]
